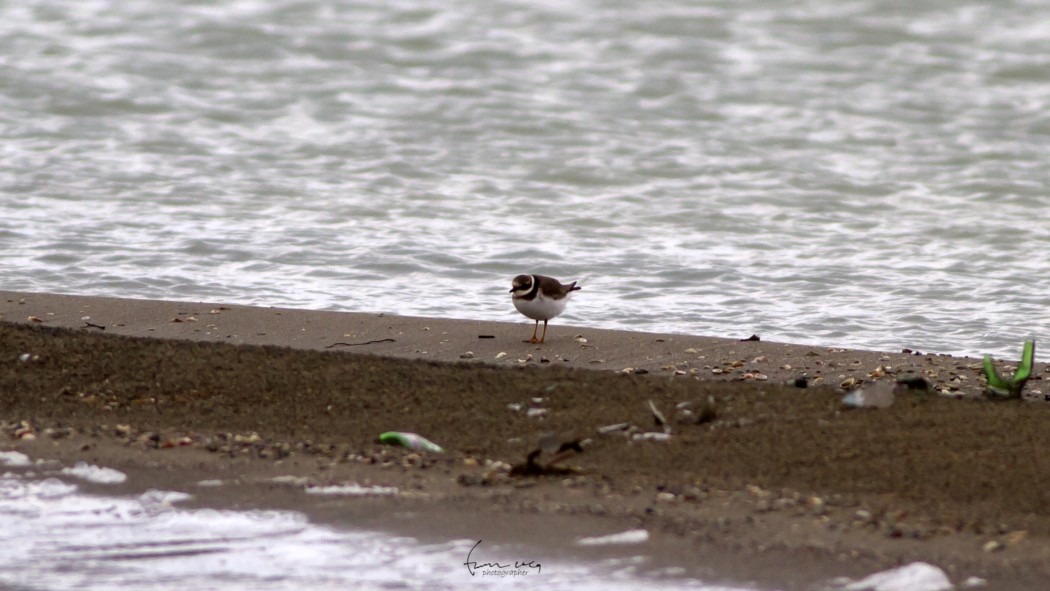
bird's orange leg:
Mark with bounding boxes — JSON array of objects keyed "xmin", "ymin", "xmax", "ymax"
[
  {"xmin": 538, "ymin": 319, "xmax": 549, "ymax": 344},
  {"xmin": 526, "ymin": 320, "xmax": 540, "ymax": 343}
]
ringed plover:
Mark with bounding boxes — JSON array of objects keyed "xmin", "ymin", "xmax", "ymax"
[{"xmin": 510, "ymin": 274, "xmax": 580, "ymax": 343}]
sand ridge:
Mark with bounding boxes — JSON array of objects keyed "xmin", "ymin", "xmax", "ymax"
[{"xmin": 3, "ymin": 291, "xmax": 1050, "ymax": 589}]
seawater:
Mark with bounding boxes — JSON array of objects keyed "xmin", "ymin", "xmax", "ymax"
[
  {"xmin": 2, "ymin": 0, "xmax": 1050, "ymax": 357},
  {"xmin": 0, "ymin": 453, "xmax": 750, "ymax": 591},
  {"xmin": 0, "ymin": 452, "xmax": 954, "ymax": 591}
]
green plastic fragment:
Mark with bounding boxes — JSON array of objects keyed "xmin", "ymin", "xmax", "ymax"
[{"xmin": 982, "ymin": 340, "xmax": 1036, "ymax": 399}]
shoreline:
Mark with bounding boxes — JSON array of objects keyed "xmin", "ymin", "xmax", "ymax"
[
  {"xmin": 0, "ymin": 289, "xmax": 1034, "ymax": 397},
  {"xmin": 3, "ymin": 290, "xmax": 1050, "ymax": 589}
]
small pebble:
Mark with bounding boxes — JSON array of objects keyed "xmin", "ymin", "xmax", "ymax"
[
  {"xmin": 982, "ymin": 540, "xmax": 1003, "ymax": 553},
  {"xmin": 655, "ymin": 492, "xmax": 677, "ymax": 503}
]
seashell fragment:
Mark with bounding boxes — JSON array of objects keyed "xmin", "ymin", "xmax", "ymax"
[{"xmin": 632, "ymin": 432, "xmax": 671, "ymax": 442}]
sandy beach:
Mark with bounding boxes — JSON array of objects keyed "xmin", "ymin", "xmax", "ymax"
[{"xmin": 3, "ymin": 290, "xmax": 1050, "ymax": 589}]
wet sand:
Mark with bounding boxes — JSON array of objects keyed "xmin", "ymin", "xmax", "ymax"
[{"xmin": 3, "ymin": 291, "xmax": 1050, "ymax": 589}]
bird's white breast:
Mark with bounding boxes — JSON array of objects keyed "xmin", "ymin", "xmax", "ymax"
[{"xmin": 513, "ymin": 291, "xmax": 570, "ymax": 321}]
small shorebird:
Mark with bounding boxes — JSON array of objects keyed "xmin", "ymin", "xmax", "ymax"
[{"xmin": 510, "ymin": 274, "xmax": 580, "ymax": 344}]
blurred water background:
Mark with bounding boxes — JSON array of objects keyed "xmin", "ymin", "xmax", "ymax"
[{"xmin": 2, "ymin": 0, "xmax": 1050, "ymax": 357}]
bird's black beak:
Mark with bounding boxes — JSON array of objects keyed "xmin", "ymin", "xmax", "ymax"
[{"xmin": 509, "ymin": 287, "xmax": 516, "ymax": 292}]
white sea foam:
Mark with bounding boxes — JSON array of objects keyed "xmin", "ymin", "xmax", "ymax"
[
  {"xmin": 305, "ymin": 483, "xmax": 400, "ymax": 496},
  {"xmin": 0, "ymin": 451, "xmax": 31, "ymax": 467},
  {"xmin": 576, "ymin": 529, "xmax": 650, "ymax": 546},
  {"xmin": 0, "ymin": 477, "xmax": 78, "ymax": 501},
  {"xmin": 60, "ymin": 461, "xmax": 128, "ymax": 484},
  {"xmin": 138, "ymin": 489, "xmax": 194, "ymax": 510},
  {"xmin": 840, "ymin": 562, "xmax": 953, "ymax": 591}
]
